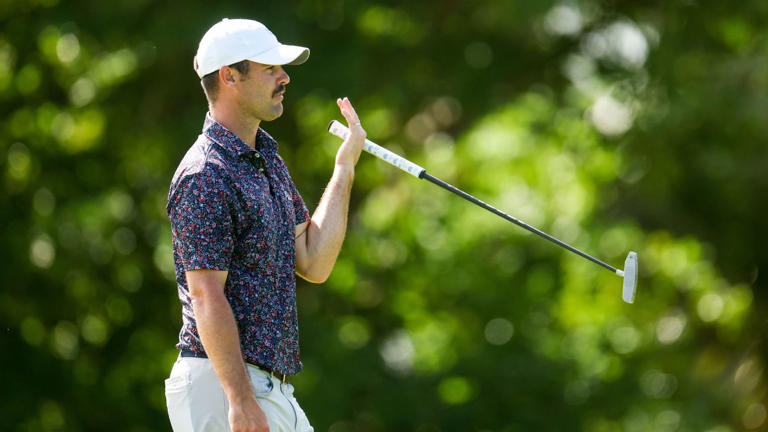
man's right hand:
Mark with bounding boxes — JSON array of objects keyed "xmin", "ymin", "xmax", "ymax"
[{"xmin": 229, "ymin": 395, "xmax": 270, "ymax": 432}]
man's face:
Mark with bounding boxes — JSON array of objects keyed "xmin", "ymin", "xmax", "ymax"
[{"xmin": 235, "ymin": 61, "xmax": 290, "ymax": 122}]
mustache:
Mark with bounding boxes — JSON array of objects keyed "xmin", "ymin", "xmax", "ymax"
[{"xmin": 273, "ymin": 85, "xmax": 286, "ymax": 96}]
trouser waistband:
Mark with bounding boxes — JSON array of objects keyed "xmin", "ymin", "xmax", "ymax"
[{"xmin": 179, "ymin": 350, "xmax": 290, "ymax": 383}]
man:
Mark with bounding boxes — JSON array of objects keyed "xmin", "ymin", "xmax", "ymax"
[{"xmin": 164, "ymin": 18, "xmax": 365, "ymax": 432}]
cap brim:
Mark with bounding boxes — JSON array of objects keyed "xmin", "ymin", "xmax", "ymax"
[{"xmin": 248, "ymin": 44, "xmax": 310, "ymax": 66}]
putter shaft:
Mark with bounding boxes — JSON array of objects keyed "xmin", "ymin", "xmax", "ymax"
[{"xmin": 419, "ymin": 172, "xmax": 621, "ymax": 275}]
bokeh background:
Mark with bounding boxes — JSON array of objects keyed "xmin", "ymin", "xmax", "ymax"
[{"xmin": 2, "ymin": 0, "xmax": 767, "ymax": 430}]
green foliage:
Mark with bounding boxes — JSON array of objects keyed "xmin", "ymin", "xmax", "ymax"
[{"xmin": 2, "ymin": 0, "xmax": 767, "ymax": 431}]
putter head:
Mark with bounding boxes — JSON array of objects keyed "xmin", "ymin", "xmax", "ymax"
[{"xmin": 622, "ymin": 251, "xmax": 638, "ymax": 303}]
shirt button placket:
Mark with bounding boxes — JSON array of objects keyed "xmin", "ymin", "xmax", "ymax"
[{"xmin": 252, "ymin": 151, "xmax": 265, "ymax": 173}]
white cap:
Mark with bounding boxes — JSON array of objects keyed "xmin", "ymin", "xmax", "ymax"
[{"xmin": 194, "ymin": 18, "xmax": 310, "ymax": 78}]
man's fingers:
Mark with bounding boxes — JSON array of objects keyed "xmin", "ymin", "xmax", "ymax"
[
  {"xmin": 337, "ymin": 97, "xmax": 361, "ymax": 127},
  {"xmin": 345, "ymin": 98, "xmax": 361, "ymax": 123}
]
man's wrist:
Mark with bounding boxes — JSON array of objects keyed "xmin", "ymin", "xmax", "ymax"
[
  {"xmin": 225, "ymin": 383, "xmax": 258, "ymax": 405},
  {"xmin": 333, "ymin": 163, "xmax": 355, "ymax": 183}
]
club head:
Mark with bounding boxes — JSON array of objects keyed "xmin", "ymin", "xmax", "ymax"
[{"xmin": 622, "ymin": 251, "xmax": 638, "ymax": 303}]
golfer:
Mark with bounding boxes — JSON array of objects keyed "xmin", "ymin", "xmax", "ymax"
[{"xmin": 164, "ymin": 18, "xmax": 365, "ymax": 432}]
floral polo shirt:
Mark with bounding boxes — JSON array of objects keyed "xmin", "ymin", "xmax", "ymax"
[{"xmin": 166, "ymin": 113, "xmax": 310, "ymax": 375}]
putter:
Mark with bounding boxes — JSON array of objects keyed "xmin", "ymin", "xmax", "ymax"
[{"xmin": 328, "ymin": 120, "xmax": 638, "ymax": 303}]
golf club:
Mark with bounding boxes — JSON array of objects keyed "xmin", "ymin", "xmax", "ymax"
[{"xmin": 328, "ymin": 120, "xmax": 638, "ymax": 303}]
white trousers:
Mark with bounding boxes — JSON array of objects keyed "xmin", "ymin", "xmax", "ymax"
[{"xmin": 165, "ymin": 356, "xmax": 314, "ymax": 432}]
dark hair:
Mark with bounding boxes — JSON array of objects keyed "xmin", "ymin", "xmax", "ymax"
[{"xmin": 199, "ymin": 60, "xmax": 251, "ymax": 104}]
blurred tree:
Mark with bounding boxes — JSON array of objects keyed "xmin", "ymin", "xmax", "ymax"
[{"xmin": 1, "ymin": 0, "xmax": 766, "ymax": 431}]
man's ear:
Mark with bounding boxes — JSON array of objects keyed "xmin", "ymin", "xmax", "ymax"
[{"xmin": 219, "ymin": 66, "xmax": 236, "ymax": 87}]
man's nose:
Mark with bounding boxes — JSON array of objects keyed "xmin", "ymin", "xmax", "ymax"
[{"xmin": 277, "ymin": 66, "xmax": 290, "ymax": 85}]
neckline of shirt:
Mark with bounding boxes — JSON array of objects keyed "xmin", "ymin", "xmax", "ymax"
[{"xmin": 202, "ymin": 112, "xmax": 279, "ymax": 159}]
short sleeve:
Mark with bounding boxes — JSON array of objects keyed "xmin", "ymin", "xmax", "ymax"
[{"xmin": 167, "ymin": 169, "xmax": 234, "ymax": 271}]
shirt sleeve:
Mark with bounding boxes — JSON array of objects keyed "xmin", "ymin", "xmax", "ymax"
[{"xmin": 168, "ymin": 168, "xmax": 235, "ymax": 271}]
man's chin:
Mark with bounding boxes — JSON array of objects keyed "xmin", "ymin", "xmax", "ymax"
[
  {"xmin": 269, "ymin": 104, "xmax": 284, "ymax": 120},
  {"xmin": 257, "ymin": 105, "xmax": 283, "ymax": 122}
]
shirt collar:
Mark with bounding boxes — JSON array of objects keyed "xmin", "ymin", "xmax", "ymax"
[{"xmin": 202, "ymin": 112, "xmax": 279, "ymax": 158}]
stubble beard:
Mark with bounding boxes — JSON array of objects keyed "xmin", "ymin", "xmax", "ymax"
[{"xmin": 242, "ymin": 96, "xmax": 283, "ymax": 123}]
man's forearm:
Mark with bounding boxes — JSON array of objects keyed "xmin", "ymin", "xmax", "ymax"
[
  {"xmin": 298, "ymin": 163, "xmax": 354, "ymax": 282},
  {"xmin": 192, "ymin": 291, "xmax": 254, "ymax": 402},
  {"xmin": 296, "ymin": 97, "xmax": 364, "ymax": 283}
]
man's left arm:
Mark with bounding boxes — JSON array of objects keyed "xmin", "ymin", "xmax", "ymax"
[{"xmin": 295, "ymin": 97, "xmax": 364, "ymax": 283}]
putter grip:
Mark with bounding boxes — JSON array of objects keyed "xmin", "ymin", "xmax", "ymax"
[{"xmin": 327, "ymin": 120, "xmax": 425, "ymax": 178}]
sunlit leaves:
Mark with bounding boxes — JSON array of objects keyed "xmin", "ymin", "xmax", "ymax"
[
  {"xmin": 356, "ymin": 6, "xmax": 426, "ymax": 45},
  {"xmin": 438, "ymin": 376, "xmax": 475, "ymax": 405}
]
